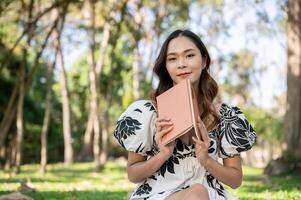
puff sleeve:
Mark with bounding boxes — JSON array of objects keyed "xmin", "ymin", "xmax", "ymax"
[
  {"xmin": 114, "ymin": 100, "xmax": 157, "ymax": 156},
  {"xmin": 218, "ymin": 103, "xmax": 257, "ymax": 159}
]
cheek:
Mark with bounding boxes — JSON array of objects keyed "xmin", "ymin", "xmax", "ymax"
[
  {"xmin": 193, "ymin": 65, "xmax": 203, "ymax": 76},
  {"xmin": 166, "ymin": 65, "xmax": 176, "ymax": 77}
]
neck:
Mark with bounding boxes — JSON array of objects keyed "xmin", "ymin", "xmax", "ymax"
[{"xmin": 192, "ymin": 81, "xmax": 199, "ymax": 99}]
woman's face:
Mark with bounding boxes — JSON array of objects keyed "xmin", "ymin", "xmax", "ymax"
[{"xmin": 166, "ymin": 36, "xmax": 204, "ymax": 86}]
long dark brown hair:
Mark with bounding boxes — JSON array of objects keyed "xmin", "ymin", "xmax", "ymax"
[{"xmin": 150, "ymin": 29, "xmax": 219, "ymax": 131}]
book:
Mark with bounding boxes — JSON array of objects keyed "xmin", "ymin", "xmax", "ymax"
[{"xmin": 156, "ymin": 79, "xmax": 201, "ymax": 145}]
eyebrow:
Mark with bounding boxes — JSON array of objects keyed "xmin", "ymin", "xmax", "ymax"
[{"xmin": 167, "ymin": 49, "xmax": 196, "ymax": 56}]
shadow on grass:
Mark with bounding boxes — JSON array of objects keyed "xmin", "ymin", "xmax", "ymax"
[{"xmin": 0, "ymin": 190, "xmax": 129, "ymax": 200}]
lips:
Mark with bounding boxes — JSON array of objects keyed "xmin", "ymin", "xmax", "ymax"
[{"xmin": 177, "ymin": 72, "xmax": 192, "ymax": 77}]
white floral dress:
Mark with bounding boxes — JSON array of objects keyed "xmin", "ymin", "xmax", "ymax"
[{"xmin": 114, "ymin": 100, "xmax": 256, "ymax": 200}]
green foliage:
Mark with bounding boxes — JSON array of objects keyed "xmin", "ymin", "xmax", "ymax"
[
  {"xmin": 244, "ymin": 107, "xmax": 284, "ymax": 141},
  {"xmin": 220, "ymin": 49, "xmax": 257, "ymax": 105},
  {"xmin": 67, "ymin": 54, "xmax": 90, "ymax": 153},
  {"xmin": 23, "ymin": 62, "xmax": 65, "ymax": 163}
]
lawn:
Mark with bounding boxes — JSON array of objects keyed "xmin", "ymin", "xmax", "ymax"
[{"xmin": 0, "ymin": 160, "xmax": 300, "ymax": 200}]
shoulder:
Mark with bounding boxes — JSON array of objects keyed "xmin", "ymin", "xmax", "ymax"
[
  {"xmin": 213, "ymin": 102, "xmax": 222, "ymax": 115},
  {"xmin": 218, "ymin": 103, "xmax": 242, "ymax": 116},
  {"xmin": 126, "ymin": 100, "xmax": 157, "ymax": 113},
  {"xmin": 114, "ymin": 100, "xmax": 158, "ymax": 156}
]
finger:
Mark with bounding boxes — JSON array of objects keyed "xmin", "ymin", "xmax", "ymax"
[
  {"xmin": 155, "ymin": 117, "xmax": 171, "ymax": 123},
  {"xmin": 156, "ymin": 122, "xmax": 173, "ymax": 133},
  {"xmin": 197, "ymin": 116, "xmax": 201, "ymax": 123},
  {"xmin": 200, "ymin": 123, "xmax": 210, "ymax": 142},
  {"xmin": 157, "ymin": 125, "xmax": 174, "ymax": 138},
  {"xmin": 156, "ymin": 121, "xmax": 173, "ymax": 128},
  {"xmin": 193, "ymin": 135, "xmax": 208, "ymax": 146},
  {"xmin": 161, "ymin": 125, "xmax": 174, "ymax": 134},
  {"xmin": 196, "ymin": 122, "xmax": 205, "ymax": 141},
  {"xmin": 192, "ymin": 136, "xmax": 202, "ymax": 145},
  {"xmin": 198, "ymin": 121, "xmax": 210, "ymax": 143}
]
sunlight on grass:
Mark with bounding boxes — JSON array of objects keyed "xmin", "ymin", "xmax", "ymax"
[
  {"xmin": 228, "ymin": 166, "xmax": 301, "ymax": 200},
  {"xmin": 0, "ymin": 163, "xmax": 300, "ymax": 200},
  {"xmin": 0, "ymin": 161, "xmax": 135, "ymax": 200}
]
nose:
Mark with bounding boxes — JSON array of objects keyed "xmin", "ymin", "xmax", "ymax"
[{"xmin": 177, "ymin": 57, "xmax": 187, "ymax": 69}]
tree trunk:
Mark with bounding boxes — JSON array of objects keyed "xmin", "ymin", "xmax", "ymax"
[
  {"xmin": 149, "ymin": 0, "xmax": 167, "ymax": 85},
  {"xmin": 80, "ymin": 111, "xmax": 94, "ymax": 160},
  {"xmin": 87, "ymin": 0, "xmax": 102, "ymax": 170},
  {"xmin": 40, "ymin": 58, "xmax": 55, "ymax": 174},
  {"xmin": 133, "ymin": 47, "xmax": 141, "ymax": 100},
  {"xmin": 131, "ymin": 1, "xmax": 144, "ymax": 100},
  {"xmin": 95, "ymin": 22, "xmax": 111, "ymax": 76},
  {"xmin": 284, "ymin": 0, "xmax": 301, "ymax": 160},
  {"xmin": 264, "ymin": 0, "xmax": 301, "ymax": 175},
  {"xmin": 98, "ymin": 0, "xmax": 128, "ymax": 167},
  {"xmin": 80, "ymin": 0, "xmax": 113, "ymax": 162},
  {"xmin": 15, "ymin": 50, "xmax": 26, "ymax": 173},
  {"xmin": 58, "ymin": 41, "xmax": 73, "ymax": 164},
  {"xmin": 55, "ymin": 11, "xmax": 73, "ymax": 164},
  {"xmin": 0, "ymin": 85, "xmax": 18, "ymax": 148}
]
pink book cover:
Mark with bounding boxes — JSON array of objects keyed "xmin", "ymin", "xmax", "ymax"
[{"xmin": 156, "ymin": 79, "xmax": 200, "ymax": 145}]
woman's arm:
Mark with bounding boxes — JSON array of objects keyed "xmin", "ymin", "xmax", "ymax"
[
  {"xmin": 202, "ymin": 155, "xmax": 242, "ymax": 189},
  {"xmin": 127, "ymin": 151, "xmax": 170, "ymax": 183},
  {"xmin": 193, "ymin": 116, "xmax": 242, "ymax": 189},
  {"xmin": 127, "ymin": 117, "xmax": 176, "ymax": 183}
]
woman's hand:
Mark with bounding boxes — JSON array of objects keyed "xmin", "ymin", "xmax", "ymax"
[
  {"xmin": 193, "ymin": 116, "xmax": 211, "ymax": 166},
  {"xmin": 155, "ymin": 117, "xmax": 176, "ymax": 159}
]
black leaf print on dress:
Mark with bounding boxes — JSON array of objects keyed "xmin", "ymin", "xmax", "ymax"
[
  {"xmin": 159, "ymin": 155, "xmax": 180, "ymax": 177},
  {"xmin": 219, "ymin": 104, "xmax": 256, "ymax": 157},
  {"xmin": 208, "ymin": 140, "xmax": 215, "ymax": 154},
  {"xmin": 144, "ymin": 102, "xmax": 155, "ymax": 111},
  {"xmin": 134, "ymin": 108, "xmax": 142, "ymax": 113},
  {"xmin": 216, "ymin": 182, "xmax": 225, "ymax": 197},
  {"xmin": 206, "ymin": 173, "xmax": 225, "ymax": 197},
  {"xmin": 114, "ymin": 116, "xmax": 142, "ymax": 148},
  {"xmin": 134, "ymin": 183, "xmax": 152, "ymax": 196},
  {"xmin": 176, "ymin": 139, "xmax": 184, "ymax": 151},
  {"xmin": 167, "ymin": 161, "xmax": 175, "ymax": 173},
  {"xmin": 224, "ymin": 117, "xmax": 253, "ymax": 152},
  {"xmin": 158, "ymin": 139, "xmax": 194, "ymax": 177},
  {"xmin": 149, "ymin": 175, "xmax": 157, "ymax": 180},
  {"xmin": 180, "ymin": 185, "xmax": 190, "ymax": 190},
  {"xmin": 135, "ymin": 143, "xmax": 145, "ymax": 154}
]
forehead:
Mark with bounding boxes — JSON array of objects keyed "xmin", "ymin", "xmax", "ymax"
[{"xmin": 167, "ymin": 36, "xmax": 198, "ymax": 54}]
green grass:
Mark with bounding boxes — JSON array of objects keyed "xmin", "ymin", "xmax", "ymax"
[
  {"xmin": 228, "ymin": 166, "xmax": 301, "ymax": 200},
  {"xmin": 0, "ymin": 162, "xmax": 300, "ymax": 200},
  {"xmin": 0, "ymin": 161, "xmax": 135, "ymax": 200}
]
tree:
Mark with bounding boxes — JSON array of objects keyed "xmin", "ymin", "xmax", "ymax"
[
  {"xmin": 284, "ymin": 0, "xmax": 301, "ymax": 161},
  {"xmin": 264, "ymin": 0, "xmax": 301, "ymax": 175},
  {"xmin": 53, "ymin": 3, "xmax": 74, "ymax": 164}
]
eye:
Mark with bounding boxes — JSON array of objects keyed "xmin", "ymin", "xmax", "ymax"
[
  {"xmin": 167, "ymin": 57, "xmax": 176, "ymax": 62},
  {"xmin": 187, "ymin": 54, "xmax": 195, "ymax": 58}
]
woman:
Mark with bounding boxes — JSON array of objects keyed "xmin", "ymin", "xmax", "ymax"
[{"xmin": 114, "ymin": 29, "xmax": 256, "ymax": 200}]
